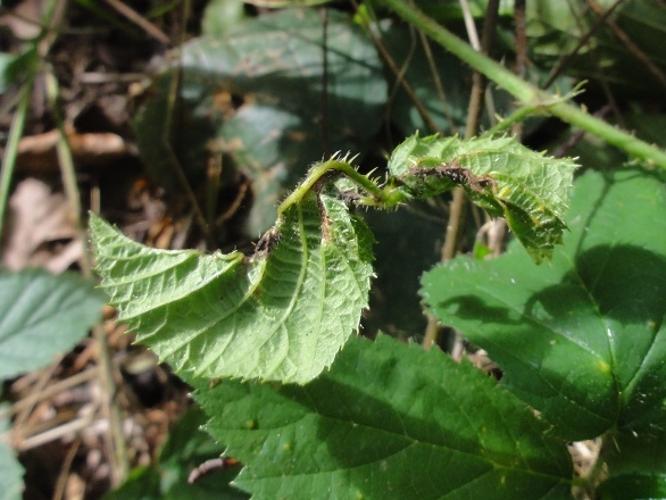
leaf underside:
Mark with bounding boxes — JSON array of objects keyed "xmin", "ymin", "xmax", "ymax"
[
  {"xmin": 194, "ymin": 336, "xmax": 572, "ymax": 499},
  {"xmin": 422, "ymin": 168, "xmax": 666, "ymax": 440},
  {"xmin": 389, "ymin": 134, "xmax": 578, "ymax": 262},
  {"xmin": 90, "ymin": 192, "xmax": 373, "ymax": 384}
]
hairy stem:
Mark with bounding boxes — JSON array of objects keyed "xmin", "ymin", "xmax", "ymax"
[
  {"xmin": 382, "ymin": 0, "xmax": 666, "ymax": 170},
  {"xmin": 278, "ymin": 159, "xmax": 404, "ymax": 218}
]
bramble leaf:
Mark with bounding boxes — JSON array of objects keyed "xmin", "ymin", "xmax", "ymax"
[
  {"xmin": 388, "ymin": 134, "xmax": 578, "ymax": 261},
  {"xmin": 194, "ymin": 336, "xmax": 573, "ymax": 499},
  {"xmin": 0, "ymin": 269, "xmax": 104, "ymax": 380},
  {"xmin": 90, "ymin": 191, "xmax": 373, "ymax": 384},
  {"xmin": 422, "ymin": 168, "xmax": 666, "ymax": 439}
]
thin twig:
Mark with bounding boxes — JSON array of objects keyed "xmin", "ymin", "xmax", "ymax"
[
  {"xmin": 45, "ymin": 72, "xmax": 129, "ymax": 485},
  {"xmin": 543, "ymin": 0, "xmax": 626, "ymax": 89},
  {"xmin": 1, "ymin": 366, "xmax": 99, "ymax": 419},
  {"xmin": 16, "ymin": 414, "xmax": 96, "ymax": 451},
  {"xmin": 162, "ymin": 0, "xmax": 213, "ymax": 246},
  {"xmin": 103, "ymin": 0, "xmax": 170, "ymax": 44},
  {"xmin": 13, "ymin": 361, "xmax": 61, "ymax": 437},
  {"xmin": 417, "ymin": 29, "xmax": 455, "ymax": 130},
  {"xmin": 53, "ymin": 439, "xmax": 81, "ymax": 500},
  {"xmin": 422, "ymin": 0, "xmax": 500, "ymax": 352},
  {"xmin": 587, "ymin": 0, "xmax": 666, "ymax": 88},
  {"xmin": 352, "ymin": 0, "xmax": 440, "ymax": 133},
  {"xmin": 512, "ymin": 0, "xmax": 527, "ymax": 137}
]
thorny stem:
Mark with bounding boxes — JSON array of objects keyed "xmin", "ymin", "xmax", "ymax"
[
  {"xmin": 0, "ymin": 84, "xmax": 30, "ymax": 245},
  {"xmin": 277, "ymin": 158, "xmax": 405, "ymax": 218},
  {"xmin": 382, "ymin": 0, "xmax": 666, "ymax": 170}
]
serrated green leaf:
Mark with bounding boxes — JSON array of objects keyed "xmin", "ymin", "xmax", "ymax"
[
  {"xmin": 90, "ymin": 192, "xmax": 373, "ymax": 384},
  {"xmin": 422, "ymin": 168, "xmax": 666, "ymax": 440},
  {"xmin": 193, "ymin": 336, "xmax": 572, "ymax": 499},
  {"xmin": 388, "ymin": 134, "xmax": 578, "ymax": 261},
  {"xmin": 0, "ymin": 269, "xmax": 104, "ymax": 380},
  {"xmin": 0, "ymin": 413, "xmax": 23, "ymax": 500}
]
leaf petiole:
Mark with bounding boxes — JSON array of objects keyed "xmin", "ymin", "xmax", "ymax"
[{"xmin": 276, "ymin": 157, "xmax": 407, "ymax": 218}]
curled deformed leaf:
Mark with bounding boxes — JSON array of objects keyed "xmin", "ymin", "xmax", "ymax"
[
  {"xmin": 90, "ymin": 191, "xmax": 373, "ymax": 384},
  {"xmin": 388, "ymin": 134, "xmax": 578, "ymax": 261}
]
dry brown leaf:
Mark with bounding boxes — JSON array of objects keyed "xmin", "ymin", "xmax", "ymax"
[
  {"xmin": 2, "ymin": 178, "xmax": 80, "ymax": 271},
  {"xmin": 17, "ymin": 129, "xmax": 131, "ymax": 172}
]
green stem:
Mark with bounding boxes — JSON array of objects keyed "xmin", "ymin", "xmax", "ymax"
[
  {"xmin": 382, "ymin": 0, "xmax": 666, "ymax": 170},
  {"xmin": 0, "ymin": 83, "xmax": 31, "ymax": 243},
  {"xmin": 486, "ymin": 105, "xmax": 537, "ymax": 136},
  {"xmin": 277, "ymin": 159, "xmax": 403, "ymax": 217},
  {"xmin": 45, "ymin": 71, "xmax": 129, "ymax": 485}
]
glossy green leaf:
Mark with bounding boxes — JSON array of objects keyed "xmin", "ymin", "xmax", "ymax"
[
  {"xmin": 0, "ymin": 269, "xmax": 104, "ymax": 380},
  {"xmin": 597, "ymin": 473, "xmax": 666, "ymax": 500},
  {"xmin": 107, "ymin": 408, "xmax": 246, "ymax": 499},
  {"xmin": 194, "ymin": 335, "xmax": 572, "ymax": 499},
  {"xmin": 389, "ymin": 134, "xmax": 578, "ymax": 261},
  {"xmin": 90, "ymin": 191, "xmax": 373, "ymax": 384},
  {"xmin": 133, "ymin": 8, "xmax": 385, "ymax": 236},
  {"xmin": 422, "ymin": 168, "xmax": 666, "ymax": 439}
]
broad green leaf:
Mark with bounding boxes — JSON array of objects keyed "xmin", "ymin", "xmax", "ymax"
[
  {"xmin": 388, "ymin": 134, "xmax": 578, "ymax": 261},
  {"xmin": 597, "ymin": 473, "xmax": 666, "ymax": 500},
  {"xmin": 90, "ymin": 191, "xmax": 373, "ymax": 384},
  {"xmin": 0, "ymin": 269, "xmax": 104, "ymax": 380},
  {"xmin": 422, "ymin": 168, "xmax": 666, "ymax": 439},
  {"xmin": 107, "ymin": 408, "xmax": 246, "ymax": 499},
  {"xmin": 194, "ymin": 336, "xmax": 573, "ymax": 499},
  {"xmin": 0, "ymin": 413, "xmax": 23, "ymax": 500},
  {"xmin": 134, "ymin": 8, "xmax": 385, "ymax": 236}
]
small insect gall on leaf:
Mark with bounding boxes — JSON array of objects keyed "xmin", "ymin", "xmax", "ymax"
[
  {"xmin": 317, "ymin": 194, "xmax": 333, "ymax": 242},
  {"xmin": 254, "ymin": 226, "xmax": 280, "ymax": 257}
]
